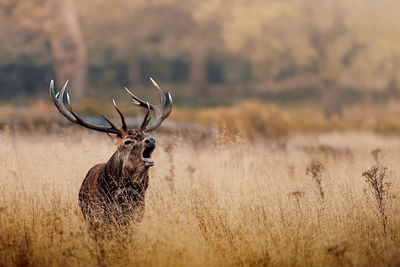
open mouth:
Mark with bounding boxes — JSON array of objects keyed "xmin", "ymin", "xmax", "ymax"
[{"xmin": 142, "ymin": 146, "xmax": 155, "ymax": 166}]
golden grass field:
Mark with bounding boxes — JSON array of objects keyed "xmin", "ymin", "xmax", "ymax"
[{"xmin": 1, "ymin": 130, "xmax": 400, "ymax": 266}]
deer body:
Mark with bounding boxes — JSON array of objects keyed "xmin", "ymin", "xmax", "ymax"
[
  {"xmin": 79, "ymin": 131, "xmax": 152, "ymax": 225},
  {"xmin": 49, "ymin": 79, "xmax": 172, "ymax": 227}
]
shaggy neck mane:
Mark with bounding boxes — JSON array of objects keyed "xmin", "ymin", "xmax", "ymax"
[{"xmin": 101, "ymin": 151, "xmax": 149, "ymax": 187}]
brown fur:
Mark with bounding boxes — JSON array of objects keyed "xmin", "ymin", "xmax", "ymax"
[{"xmin": 78, "ymin": 130, "xmax": 154, "ymax": 227}]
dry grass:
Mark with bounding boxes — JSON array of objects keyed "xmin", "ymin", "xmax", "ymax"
[{"xmin": 1, "ymin": 130, "xmax": 400, "ymax": 266}]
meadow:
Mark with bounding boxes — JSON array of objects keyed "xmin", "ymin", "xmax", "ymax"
[{"xmin": 0, "ymin": 130, "xmax": 400, "ymax": 266}]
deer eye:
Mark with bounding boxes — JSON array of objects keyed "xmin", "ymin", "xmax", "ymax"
[{"xmin": 124, "ymin": 140, "xmax": 133, "ymax": 145}]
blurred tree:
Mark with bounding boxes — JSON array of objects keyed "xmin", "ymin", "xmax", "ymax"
[
  {"xmin": 82, "ymin": 0, "xmax": 194, "ymax": 95},
  {"xmin": 217, "ymin": 0, "xmax": 400, "ymax": 116},
  {"xmin": 1, "ymin": 0, "xmax": 400, "ymax": 108},
  {"xmin": 0, "ymin": 0, "xmax": 87, "ymax": 99},
  {"xmin": 300, "ymin": 0, "xmax": 351, "ymax": 117},
  {"xmin": 190, "ymin": 0, "xmax": 224, "ymax": 96},
  {"xmin": 347, "ymin": 0, "xmax": 400, "ymax": 100},
  {"xmin": 84, "ymin": 0, "xmax": 222, "ymax": 97}
]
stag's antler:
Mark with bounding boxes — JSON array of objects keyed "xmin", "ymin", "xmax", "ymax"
[
  {"xmin": 49, "ymin": 80, "xmax": 126, "ymax": 136},
  {"xmin": 124, "ymin": 77, "xmax": 173, "ymax": 132}
]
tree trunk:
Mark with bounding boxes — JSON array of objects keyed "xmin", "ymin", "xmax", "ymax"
[
  {"xmin": 1, "ymin": 0, "xmax": 88, "ymax": 99},
  {"xmin": 321, "ymin": 80, "xmax": 342, "ymax": 117},
  {"xmin": 47, "ymin": 0, "xmax": 87, "ymax": 100}
]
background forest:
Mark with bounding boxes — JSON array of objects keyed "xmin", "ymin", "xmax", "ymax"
[{"xmin": 1, "ymin": 0, "xmax": 400, "ymax": 119}]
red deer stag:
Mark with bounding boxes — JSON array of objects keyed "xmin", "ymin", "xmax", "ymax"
[{"xmin": 49, "ymin": 79, "xmax": 172, "ymax": 227}]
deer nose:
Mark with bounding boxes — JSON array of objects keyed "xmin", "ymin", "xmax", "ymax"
[{"xmin": 144, "ymin": 138, "xmax": 155, "ymax": 147}]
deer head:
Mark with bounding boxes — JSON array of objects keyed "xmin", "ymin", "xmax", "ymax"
[{"xmin": 49, "ymin": 78, "xmax": 173, "ymax": 169}]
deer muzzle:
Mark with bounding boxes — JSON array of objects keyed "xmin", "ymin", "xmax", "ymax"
[{"xmin": 142, "ymin": 138, "xmax": 156, "ymax": 166}]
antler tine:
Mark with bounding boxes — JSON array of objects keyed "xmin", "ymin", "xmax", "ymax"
[
  {"xmin": 122, "ymin": 78, "xmax": 172, "ymax": 132},
  {"xmin": 145, "ymin": 92, "xmax": 173, "ymax": 132},
  {"xmin": 145, "ymin": 78, "xmax": 173, "ymax": 132},
  {"xmin": 49, "ymin": 80, "xmax": 123, "ymax": 136},
  {"xmin": 100, "ymin": 113, "xmax": 119, "ymax": 130},
  {"xmin": 150, "ymin": 77, "xmax": 166, "ymax": 109},
  {"xmin": 65, "ymin": 92, "xmax": 122, "ymax": 135},
  {"xmin": 112, "ymin": 99, "xmax": 127, "ymax": 131},
  {"xmin": 124, "ymin": 86, "xmax": 156, "ymax": 111},
  {"xmin": 140, "ymin": 102, "xmax": 151, "ymax": 131},
  {"xmin": 49, "ymin": 80, "xmax": 75, "ymax": 123}
]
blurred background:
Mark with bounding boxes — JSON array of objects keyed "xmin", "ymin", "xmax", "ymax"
[{"xmin": 1, "ymin": 0, "xmax": 400, "ymax": 138}]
